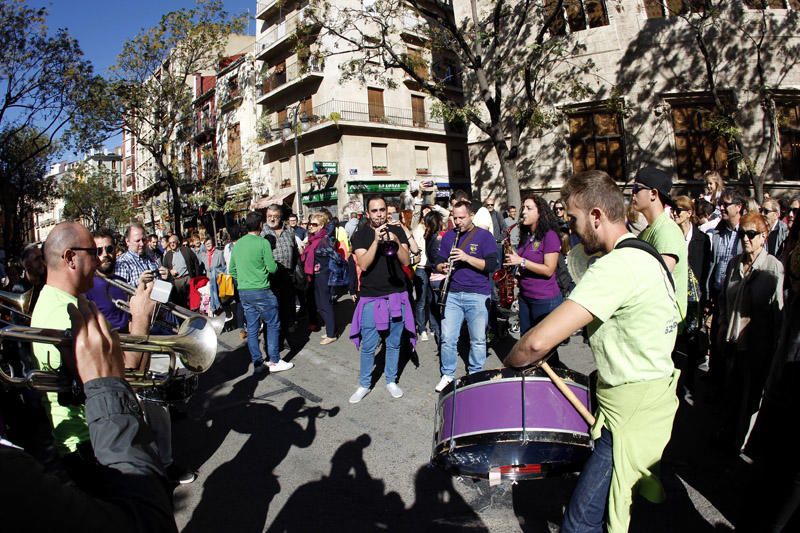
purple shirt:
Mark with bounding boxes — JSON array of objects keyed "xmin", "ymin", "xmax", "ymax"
[
  {"xmin": 86, "ymin": 274, "xmax": 130, "ymax": 332},
  {"xmin": 517, "ymin": 229, "xmax": 561, "ymax": 300},
  {"xmin": 439, "ymin": 227, "xmax": 498, "ymax": 296},
  {"xmin": 349, "ymin": 292, "xmax": 416, "ymax": 349}
]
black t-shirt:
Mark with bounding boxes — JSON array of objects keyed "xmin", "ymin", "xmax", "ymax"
[{"xmin": 351, "ymin": 224, "xmax": 409, "ymax": 297}]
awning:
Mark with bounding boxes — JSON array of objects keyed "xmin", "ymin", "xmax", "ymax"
[{"xmin": 252, "ymin": 190, "xmax": 295, "ymax": 209}]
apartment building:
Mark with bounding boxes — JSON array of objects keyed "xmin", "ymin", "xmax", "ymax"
[
  {"xmin": 254, "ymin": 0, "xmax": 470, "ymax": 217},
  {"xmin": 454, "ymin": 0, "xmax": 800, "ymax": 201}
]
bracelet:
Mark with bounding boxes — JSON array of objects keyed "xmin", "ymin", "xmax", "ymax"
[{"xmin": 520, "ymin": 259, "xmax": 526, "ymax": 270}]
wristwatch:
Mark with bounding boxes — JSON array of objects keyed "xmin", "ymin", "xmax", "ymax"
[{"xmin": 520, "ymin": 259, "xmax": 527, "ymax": 270}]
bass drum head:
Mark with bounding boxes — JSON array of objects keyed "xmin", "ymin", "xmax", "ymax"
[{"xmin": 433, "ymin": 367, "xmax": 592, "ymax": 481}]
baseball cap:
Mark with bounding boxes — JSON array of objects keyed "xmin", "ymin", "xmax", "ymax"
[{"xmin": 635, "ymin": 166, "xmax": 674, "ymax": 207}]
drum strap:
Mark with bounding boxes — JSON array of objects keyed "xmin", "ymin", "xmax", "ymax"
[{"xmin": 448, "ymin": 378, "xmax": 458, "ymax": 452}]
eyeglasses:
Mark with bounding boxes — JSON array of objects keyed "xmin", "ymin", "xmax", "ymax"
[
  {"xmin": 671, "ymin": 208, "xmax": 686, "ymax": 216},
  {"xmin": 739, "ymin": 229, "xmax": 761, "ymax": 241},
  {"xmin": 760, "ymin": 208, "xmax": 776, "ymax": 215},
  {"xmin": 96, "ymin": 245, "xmax": 115, "ymax": 256},
  {"xmin": 69, "ymin": 247, "xmax": 100, "ymax": 257},
  {"xmin": 631, "ymin": 183, "xmax": 652, "ymax": 194},
  {"xmin": 719, "ymin": 201, "xmax": 734, "ymax": 209}
]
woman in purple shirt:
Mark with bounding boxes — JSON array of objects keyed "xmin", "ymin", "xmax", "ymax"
[{"xmin": 504, "ymin": 194, "xmax": 563, "ymax": 336}]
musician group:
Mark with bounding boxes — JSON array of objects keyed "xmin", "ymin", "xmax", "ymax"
[{"xmin": 1, "ymin": 167, "xmax": 799, "ymax": 531}]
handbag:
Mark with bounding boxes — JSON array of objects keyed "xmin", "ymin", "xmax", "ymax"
[
  {"xmin": 292, "ymin": 261, "xmax": 309, "ymax": 291},
  {"xmin": 216, "ymin": 273, "xmax": 235, "ymax": 298}
]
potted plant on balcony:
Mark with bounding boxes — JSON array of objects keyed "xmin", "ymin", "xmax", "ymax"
[
  {"xmin": 372, "ymin": 165, "xmax": 388, "ymax": 175},
  {"xmin": 256, "ymin": 114, "xmax": 273, "ymax": 144}
]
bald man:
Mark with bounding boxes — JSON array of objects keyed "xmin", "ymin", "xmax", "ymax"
[{"xmin": 31, "ymin": 222, "xmax": 99, "ymax": 455}]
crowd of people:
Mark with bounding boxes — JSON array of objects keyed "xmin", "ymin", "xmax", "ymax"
[{"xmin": 0, "ymin": 168, "xmax": 799, "ymax": 531}]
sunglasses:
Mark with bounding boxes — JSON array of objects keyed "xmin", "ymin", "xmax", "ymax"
[
  {"xmin": 309, "ymin": 222, "xmax": 320, "ymax": 227},
  {"xmin": 69, "ymin": 247, "xmax": 100, "ymax": 257},
  {"xmin": 631, "ymin": 183, "xmax": 652, "ymax": 194},
  {"xmin": 96, "ymin": 245, "xmax": 115, "ymax": 256},
  {"xmin": 719, "ymin": 201, "xmax": 734, "ymax": 209},
  {"xmin": 739, "ymin": 229, "xmax": 761, "ymax": 241},
  {"xmin": 760, "ymin": 208, "xmax": 776, "ymax": 215},
  {"xmin": 554, "ymin": 206, "xmax": 565, "ymax": 212},
  {"xmin": 671, "ymin": 208, "xmax": 685, "ymax": 216}
]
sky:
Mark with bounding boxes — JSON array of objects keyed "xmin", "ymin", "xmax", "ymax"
[{"xmin": 29, "ymin": 1, "xmax": 258, "ymax": 151}]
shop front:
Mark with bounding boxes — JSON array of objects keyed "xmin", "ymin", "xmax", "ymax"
[
  {"xmin": 346, "ymin": 180, "xmax": 409, "ymax": 211},
  {"xmin": 302, "ymin": 187, "xmax": 339, "ymax": 218}
]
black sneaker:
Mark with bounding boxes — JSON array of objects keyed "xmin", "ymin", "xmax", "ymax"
[{"xmin": 166, "ymin": 463, "xmax": 197, "ymax": 484}]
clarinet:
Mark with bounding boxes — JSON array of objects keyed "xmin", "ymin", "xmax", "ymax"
[{"xmin": 438, "ymin": 228, "xmax": 462, "ymax": 316}]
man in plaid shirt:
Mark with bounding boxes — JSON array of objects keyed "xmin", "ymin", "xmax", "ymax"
[
  {"xmin": 261, "ymin": 204, "xmax": 299, "ymax": 347},
  {"xmin": 115, "ymin": 223, "xmax": 169, "ymax": 286}
]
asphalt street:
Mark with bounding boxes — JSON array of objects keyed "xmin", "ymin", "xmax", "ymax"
[{"xmin": 170, "ymin": 301, "xmax": 741, "ymax": 532}]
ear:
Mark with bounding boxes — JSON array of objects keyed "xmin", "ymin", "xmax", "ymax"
[
  {"xmin": 589, "ymin": 207, "xmax": 603, "ymax": 228},
  {"xmin": 63, "ymin": 249, "xmax": 76, "ymax": 268}
]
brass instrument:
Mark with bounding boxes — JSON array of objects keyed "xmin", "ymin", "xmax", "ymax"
[
  {"xmin": 0, "ymin": 315, "xmax": 218, "ymax": 392},
  {"xmin": 438, "ymin": 228, "xmax": 462, "ymax": 317},
  {"xmin": 493, "ymin": 224, "xmax": 519, "ymax": 309},
  {"xmin": 0, "ymin": 288, "xmax": 32, "ymax": 319},
  {"xmin": 96, "ymin": 271, "xmax": 225, "ymax": 335}
]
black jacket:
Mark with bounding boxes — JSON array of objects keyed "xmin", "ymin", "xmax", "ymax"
[
  {"xmin": 163, "ymin": 246, "xmax": 202, "ymax": 278},
  {"xmin": 687, "ymin": 224, "xmax": 712, "ymax": 303}
]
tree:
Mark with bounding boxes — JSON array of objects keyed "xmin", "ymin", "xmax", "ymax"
[
  {"xmin": 0, "ymin": 127, "xmax": 57, "ymax": 250},
  {"xmin": 111, "ymin": 0, "xmax": 246, "ymax": 236},
  {"xmin": 60, "ymin": 163, "xmax": 134, "ymax": 233},
  {"xmin": 0, "ymin": 0, "xmax": 114, "ymax": 252},
  {"xmin": 308, "ymin": 0, "xmax": 596, "ymax": 208}
]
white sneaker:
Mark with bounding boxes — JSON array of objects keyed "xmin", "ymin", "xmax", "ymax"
[
  {"xmin": 349, "ymin": 386, "xmax": 370, "ymax": 404},
  {"xmin": 698, "ymin": 356, "xmax": 710, "ymax": 372},
  {"xmin": 267, "ymin": 359, "xmax": 294, "ymax": 372},
  {"xmin": 386, "ymin": 382, "xmax": 403, "ymax": 398},
  {"xmin": 419, "ymin": 331, "xmax": 429, "ymax": 342},
  {"xmin": 434, "ymin": 375, "xmax": 454, "ymax": 393}
]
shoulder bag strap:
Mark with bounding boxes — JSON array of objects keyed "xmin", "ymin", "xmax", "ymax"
[{"xmin": 614, "ymin": 238, "xmax": 675, "ymax": 292}]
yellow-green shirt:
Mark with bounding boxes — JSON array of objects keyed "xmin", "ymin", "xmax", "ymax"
[
  {"xmin": 638, "ymin": 211, "xmax": 688, "ymax": 324},
  {"xmin": 568, "ymin": 234, "xmax": 678, "ymax": 387},
  {"xmin": 30, "ymin": 284, "xmax": 88, "ymax": 454}
]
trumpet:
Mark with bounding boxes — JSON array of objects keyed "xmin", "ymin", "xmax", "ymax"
[
  {"xmin": 0, "ymin": 288, "xmax": 32, "ymax": 318},
  {"xmin": 0, "ymin": 315, "xmax": 218, "ymax": 392},
  {"xmin": 97, "ymin": 271, "xmax": 225, "ymax": 335}
]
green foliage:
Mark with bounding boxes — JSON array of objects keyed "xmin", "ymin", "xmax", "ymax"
[{"xmin": 60, "ymin": 163, "xmax": 134, "ymax": 232}]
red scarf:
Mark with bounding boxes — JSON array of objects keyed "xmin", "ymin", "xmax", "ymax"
[{"xmin": 301, "ymin": 229, "xmax": 328, "ymax": 276}]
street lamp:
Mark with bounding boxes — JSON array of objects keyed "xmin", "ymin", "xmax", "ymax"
[{"xmin": 274, "ymin": 105, "xmax": 310, "ymax": 218}]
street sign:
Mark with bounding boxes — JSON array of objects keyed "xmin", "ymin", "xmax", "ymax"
[{"xmin": 313, "ymin": 161, "xmax": 338, "ymax": 175}]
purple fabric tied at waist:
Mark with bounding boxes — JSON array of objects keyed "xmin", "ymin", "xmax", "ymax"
[{"xmin": 349, "ymin": 291, "xmax": 417, "ymax": 349}]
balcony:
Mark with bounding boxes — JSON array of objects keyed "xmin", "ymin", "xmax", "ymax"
[
  {"xmin": 255, "ymin": 8, "xmax": 320, "ymax": 61},
  {"xmin": 218, "ymin": 87, "xmax": 242, "ymax": 112},
  {"xmin": 400, "ymin": 12, "xmax": 428, "ymax": 42},
  {"xmin": 256, "ymin": 59, "xmax": 323, "ymax": 106},
  {"xmin": 193, "ymin": 117, "xmax": 216, "ymax": 141},
  {"xmin": 256, "ymin": 0, "xmax": 280, "ymax": 20}
]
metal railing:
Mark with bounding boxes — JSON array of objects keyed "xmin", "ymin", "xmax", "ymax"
[
  {"xmin": 256, "ymin": 0, "xmax": 277, "ymax": 16},
  {"xmin": 256, "ymin": 8, "xmax": 315, "ymax": 55},
  {"xmin": 257, "ymin": 59, "xmax": 323, "ymax": 97},
  {"xmin": 309, "ymin": 99, "xmax": 445, "ymax": 131}
]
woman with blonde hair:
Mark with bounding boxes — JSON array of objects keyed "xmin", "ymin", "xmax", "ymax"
[{"xmin": 301, "ymin": 212, "xmax": 338, "ymax": 344}]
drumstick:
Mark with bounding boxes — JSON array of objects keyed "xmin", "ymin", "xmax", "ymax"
[{"xmin": 541, "ymin": 362, "xmax": 596, "ymax": 426}]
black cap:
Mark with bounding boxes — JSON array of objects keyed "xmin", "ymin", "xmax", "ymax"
[{"xmin": 635, "ymin": 166, "xmax": 674, "ymax": 207}]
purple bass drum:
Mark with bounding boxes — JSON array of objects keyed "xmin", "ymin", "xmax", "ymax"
[{"xmin": 432, "ymin": 367, "xmax": 592, "ymax": 482}]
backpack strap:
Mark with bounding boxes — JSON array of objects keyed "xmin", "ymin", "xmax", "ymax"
[{"xmin": 614, "ymin": 238, "xmax": 675, "ymax": 292}]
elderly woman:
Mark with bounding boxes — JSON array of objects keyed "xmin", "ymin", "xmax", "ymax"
[
  {"xmin": 718, "ymin": 211, "xmax": 784, "ymax": 451},
  {"xmin": 301, "ymin": 212, "xmax": 337, "ymax": 345}
]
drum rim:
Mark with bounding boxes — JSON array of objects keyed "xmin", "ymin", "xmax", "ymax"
[
  {"xmin": 438, "ymin": 366, "xmax": 590, "ymax": 396},
  {"xmin": 436, "ymin": 374, "xmax": 590, "ymax": 402},
  {"xmin": 435, "ymin": 426, "xmax": 591, "ymax": 446}
]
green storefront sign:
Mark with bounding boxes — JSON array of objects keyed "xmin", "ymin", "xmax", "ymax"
[
  {"xmin": 312, "ymin": 161, "xmax": 338, "ymax": 175},
  {"xmin": 302, "ymin": 188, "xmax": 338, "ymax": 204},
  {"xmin": 346, "ymin": 181, "xmax": 408, "ymax": 194}
]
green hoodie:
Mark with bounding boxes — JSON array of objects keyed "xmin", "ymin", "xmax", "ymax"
[{"xmin": 228, "ymin": 234, "xmax": 278, "ymax": 290}]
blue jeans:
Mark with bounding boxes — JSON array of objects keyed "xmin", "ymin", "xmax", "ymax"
[
  {"xmin": 413, "ymin": 269, "xmax": 430, "ymax": 333},
  {"xmin": 358, "ymin": 301, "xmax": 404, "ymax": 388},
  {"xmin": 440, "ymin": 291, "xmax": 489, "ymax": 377},
  {"xmin": 519, "ymin": 293, "xmax": 564, "ymax": 334},
  {"xmin": 562, "ymin": 428, "xmax": 614, "ymax": 533},
  {"xmin": 239, "ymin": 289, "xmax": 281, "ymax": 365}
]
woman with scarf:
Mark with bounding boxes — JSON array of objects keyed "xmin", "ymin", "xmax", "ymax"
[
  {"xmin": 718, "ymin": 211, "xmax": 784, "ymax": 453},
  {"xmin": 302, "ymin": 212, "xmax": 337, "ymax": 345}
]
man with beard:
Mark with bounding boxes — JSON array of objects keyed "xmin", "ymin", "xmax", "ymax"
[
  {"xmin": 86, "ymin": 229, "xmax": 130, "ymax": 332},
  {"xmin": 261, "ymin": 204, "xmax": 299, "ymax": 348},
  {"xmin": 504, "ymin": 170, "xmax": 679, "ymax": 533}
]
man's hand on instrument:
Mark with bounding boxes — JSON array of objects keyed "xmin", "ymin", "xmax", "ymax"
[
  {"xmin": 436, "ymin": 262, "xmax": 449, "ymax": 274},
  {"xmin": 449, "ymin": 247, "xmax": 469, "ymax": 263},
  {"xmin": 68, "ymin": 298, "xmax": 124, "ymax": 383},
  {"xmin": 130, "ymin": 276, "xmax": 157, "ymax": 325},
  {"xmin": 373, "ymin": 223, "xmax": 388, "ymax": 243}
]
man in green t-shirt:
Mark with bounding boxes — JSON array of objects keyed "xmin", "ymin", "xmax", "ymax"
[
  {"xmin": 631, "ymin": 166, "xmax": 688, "ymax": 325},
  {"xmin": 504, "ymin": 170, "xmax": 679, "ymax": 533}
]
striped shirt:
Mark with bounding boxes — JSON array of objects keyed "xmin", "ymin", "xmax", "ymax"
[{"xmin": 115, "ymin": 250, "xmax": 160, "ymax": 286}]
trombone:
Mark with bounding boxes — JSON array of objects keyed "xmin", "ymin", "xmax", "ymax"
[
  {"xmin": 0, "ymin": 288, "xmax": 32, "ymax": 319},
  {"xmin": 0, "ymin": 315, "xmax": 218, "ymax": 392},
  {"xmin": 96, "ymin": 271, "xmax": 226, "ymax": 335}
]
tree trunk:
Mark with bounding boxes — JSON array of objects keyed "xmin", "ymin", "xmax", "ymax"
[
  {"xmin": 492, "ymin": 139, "xmax": 521, "ymax": 211},
  {"xmin": 170, "ymin": 179, "xmax": 182, "ymax": 238}
]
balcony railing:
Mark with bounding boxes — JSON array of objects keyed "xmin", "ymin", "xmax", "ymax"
[
  {"xmin": 256, "ymin": 8, "xmax": 316, "ymax": 56},
  {"xmin": 256, "ymin": 0, "xmax": 278, "ymax": 17},
  {"xmin": 193, "ymin": 118, "xmax": 216, "ymax": 138},
  {"xmin": 258, "ymin": 58, "xmax": 323, "ymax": 97},
  {"xmin": 309, "ymin": 99, "xmax": 445, "ymax": 131}
]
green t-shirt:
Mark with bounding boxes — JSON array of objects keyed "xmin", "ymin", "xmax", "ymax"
[
  {"xmin": 638, "ymin": 211, "xmax": 688, "ymax": 323},
  {"xmin": 30, "ymin": 284, "xmax": 89, "ymax": 454},
  {"xmin": 568, "ymin": 234, "xmax": 678, "ymax": 387},
  {"xmin": 229, "ymin": 233, "xmax": 278, "ymax": 290}
]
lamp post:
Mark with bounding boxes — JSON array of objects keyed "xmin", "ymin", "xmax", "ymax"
[{"xmin": 276, "ymin": 105, "xmax": 310, "ymax": 219}]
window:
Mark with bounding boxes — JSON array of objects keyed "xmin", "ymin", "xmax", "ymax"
[
  {"xmin": 643, "ymin": 0, "xmax": 707, "ymax": 18},
  {"xmin": 277, "ymin": 107, "xmax": 288, "ymax": 126},
  {"xmin": 415, "ymin": 146, "xmax": 429, "ymax": 174},
  {"xmin": 407, "ymin": 48, "xmax": 428, "ymax": 80},
  {"xmin": 227, "ymin": 123, "xmax": 241, "ymax": 171},
  {"xmin": 777, "ymin": 98, "xmax": 800, "ymax": 179},
  {"xmin": 183, "ymin": 146, "xmax": 192, "ymax": 179},
  {"xmin": 743, "ymin": 0, "xmax": 799, "ymax": 8},
  {"xmin": 303, "ymin": 151, "xmax": 315, "ymax": 178},
  {"xmin": 567, "ymin": 109, "xmax": 626, "ymax": 180},
  {"xmin": 449, "ymin": 149, "xmax": 465, "ymax": 178},
  {"xmin": 371, "ymin": 143, "xmax": 388, "ymax": 173},
  {"xmin": 300, "ymin": 97, "xmax": 313, "ymax": 118},
  {"xmin": 368, "ymin": 88, "xmax": 385, "ymax": 122},
  {"xmin": 412, "ymin": 95, "xmax": 426, "ymax": 127},
  {"xmin": 545, "ymin": 0, "xmax": 609, "ymax": 35},
  {"xmin": 670, "ymin": 101, "xmax": 731, "ymax": 180},
  {"xmin": 280, "ymin": 158, "xmax": 291, "ymax": 182}
]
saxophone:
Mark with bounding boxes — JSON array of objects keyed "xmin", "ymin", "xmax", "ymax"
[{"xmin": 493, "ymin": 224, "xmax": 518, "ymax": 309}]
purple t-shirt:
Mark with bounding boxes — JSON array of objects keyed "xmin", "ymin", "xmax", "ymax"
[
  {"xmin": 517, "ymin": 229, "xmax": 561, "ymax": 300},
  {"xmin": 439, "ymin": 226, "xmax": 498, "ymax": 295},
  {"xmin": 86, "ymin": 274, "xmax": 130, "ymax": 332}
]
